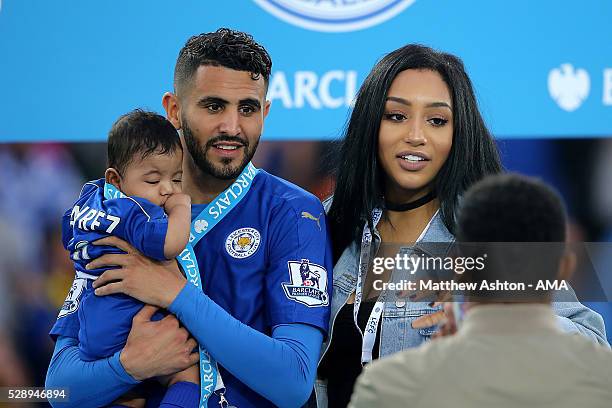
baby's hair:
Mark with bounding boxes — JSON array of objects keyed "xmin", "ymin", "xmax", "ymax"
[{"xmin": 107, "ymin": 109, "xmax": 182, "ymax": 175}]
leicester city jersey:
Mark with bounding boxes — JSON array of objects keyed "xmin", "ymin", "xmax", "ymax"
[{"xmin": 185, "ymin": 169, "xmax": 332, "ymax": 406}]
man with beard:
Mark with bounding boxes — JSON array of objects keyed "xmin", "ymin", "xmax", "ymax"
[{"xmin": 46, "ymin": 29, "xmax": 332, "ymax": 408}]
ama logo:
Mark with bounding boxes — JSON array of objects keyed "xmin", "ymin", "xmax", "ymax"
[
  {"xmin": 548, "ymin": 63, "xmax": 590, "ymax": 112},
  {"xmin": 254, "ymin": 0, "xmax": 416, "ymax": 32}
]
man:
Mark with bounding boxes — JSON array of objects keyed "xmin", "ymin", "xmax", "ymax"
[
  {"xmin": 46, "ymin": 29, "xmax": 332, "ymax": 408},
  {"xmin": 350, "ymin": 174, "xmax": 612, "ymax": 408}
]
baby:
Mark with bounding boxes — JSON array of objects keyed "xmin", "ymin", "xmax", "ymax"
[{"xmin": 61, "ymin": 109, "xmax": 198, "ymax": 406}]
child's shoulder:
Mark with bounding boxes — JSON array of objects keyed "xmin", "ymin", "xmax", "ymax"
[
  {"xmin": 74, "ymin": 179, "xmax": 165, "ymax": 222},
  {"xmin": 78, "ymin": 179, "xmax": 104, "ymax": 199}
]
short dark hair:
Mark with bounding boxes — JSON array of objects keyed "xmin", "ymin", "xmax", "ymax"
[
  {"xmin": 456, "ymin": 174, "xmax": 568, "ymax": 299},
  {"xmin": 174, "ymin": 28, "xmax": 272, "ymax": 95},
  {"xmin": 107, "ymin": 109, "xmax": 182, "ymax": 175},
  {"xmin": 457, "ymin": 173, "xmax": 567, "ymax": 243},
  {"xmin": 327, "ymin": 44, "xmax": 502, "ymax": 261}
]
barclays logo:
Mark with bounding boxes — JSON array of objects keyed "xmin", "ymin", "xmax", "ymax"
[
  {"xmin": 548, "ymin": 63, "xmax": 590, "ymax": 112},
  {"xmin": 253, "ymin": 0, "xmax": 416, "ymax": 32},
  {"xmin": 548, "ymin": 64, "xmax": 612, "ymax": 112}
]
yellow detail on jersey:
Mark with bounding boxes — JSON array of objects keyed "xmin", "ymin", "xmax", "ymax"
[{"xmin": 301, "ymin": 211, "xmax": 322, "ymax": 230}]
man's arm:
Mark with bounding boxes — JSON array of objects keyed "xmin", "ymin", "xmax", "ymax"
[
  {"xmin": 169, "ymin": 284, "xmax": 323, "ymax": 408},
  {"xmin": 46, "ymin": 306, "xmax": 199, "ymax": 408},
  {"xmin": 349, "ymin": 354, "xmax": 422, "ymax": 408},
  {"xmin": 91, "ymin": 261, "xmax": 324, "ymax": 407},
  {"xmin": 45, "ymin": 336, "xmax": 137, "ymax": 408},
  {"xmin": 348, "ymin": 368, "xmax": 382, "ymax": 408}
]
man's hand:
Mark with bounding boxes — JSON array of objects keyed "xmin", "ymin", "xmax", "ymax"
[
  {"xmin": 164, "ymin": 193, "xmax": 191, "ymax": 213},
  {"xmin": 88, "ymin": 236, "xmax": 186, "ymax": 308},
  {"xmin": 120, "ymin": 305, "xmax": 199, "ymax": 381}
]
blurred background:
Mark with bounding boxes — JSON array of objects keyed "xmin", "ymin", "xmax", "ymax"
[{"xmin": 0, "ymin": 1, "xmax": 611, "ymax": 405}]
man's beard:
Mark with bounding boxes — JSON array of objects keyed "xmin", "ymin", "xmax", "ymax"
[{"xmin": 182, "ymin": 119, "xmax": 258, "ymax": 180}]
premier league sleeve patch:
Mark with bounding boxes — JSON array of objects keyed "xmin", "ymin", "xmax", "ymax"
[
  {"xmin": 57, "ymin": 278, "xmax": 87, "ymax": 319},
  {"xmin": 282, "ymin": 260, "xmax": 329, "ymax": 307}
]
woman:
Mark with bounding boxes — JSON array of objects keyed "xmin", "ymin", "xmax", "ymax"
[{"xmin": 313, "ymin": 44, "xmax": 607, "ymax": 408}]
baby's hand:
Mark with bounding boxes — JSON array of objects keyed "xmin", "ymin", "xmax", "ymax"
[{"xmin": 164, "ymin": 193, "xmax": 191, "ymax": 213}]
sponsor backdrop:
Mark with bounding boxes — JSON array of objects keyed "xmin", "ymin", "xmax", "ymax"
[{"xmin": 0, "ymin": 0, "xmax": 610, "ymax": 142}]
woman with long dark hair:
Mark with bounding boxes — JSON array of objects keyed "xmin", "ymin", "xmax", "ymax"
[{"xmin": 311, "ymin": 44, "xmax": 607, "ymax": 408}]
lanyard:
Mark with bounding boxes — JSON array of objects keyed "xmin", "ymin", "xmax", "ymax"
[
  {"xmin": 104, "ymin": 162, "xmax": 259, "ymax": 408},
  {"xmin": 354, "ymin": 208, "xmax": 438, "ymax": 364},
  {"xmin": 353, "ymin": 208, "xmax": 383, "ymax": 365}
]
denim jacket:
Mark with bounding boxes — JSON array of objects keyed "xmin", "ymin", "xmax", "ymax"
[{"xmin": 308, "ymin": 209, "xmax": 608, "ymax": 408}]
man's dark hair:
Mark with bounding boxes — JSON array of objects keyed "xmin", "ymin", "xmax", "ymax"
[
  {"xmin": 107, "ymin": 109, "xmax": 182, "ymax": 175},
  {"xmin": 455, "ymin": 174, "xmax": 568, "ymax": 299},
  {"xmin": 174, "ymin": 28, "xmax": 272, "ymax": 95},
  {"xmin": 456, "ymin": 173, "xmax": 567, "ymax": 243},
  {"xmin": 327, "ymin": 44, "xmax": 502, "ymax": 262}
]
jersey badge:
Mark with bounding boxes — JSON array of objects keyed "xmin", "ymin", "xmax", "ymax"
[
  {"xmin": 225, "ymin": 227, "xmax": 261, "ymax": 259},
  {"xmin": 57, "ymin": 278, "xmax": 87, "ymax": 318},
  {"xmin": 282, "ymin": 259, "xmax": 329, "ymax": 307}
]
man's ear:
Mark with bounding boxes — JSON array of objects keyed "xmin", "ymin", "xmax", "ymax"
[
  {"xmin": 162, "ymin": 92, "xmax": 182, "ymax": 130},
  {"xmin": 558, "ymin": 249, "xmax": 576, "ymax": 281},
  {"xmin": 105, "ymin": 168, "xmax": 122, "ymax": 189},
  {"xmin": 263, "ymin": 100, "xmax": 271, "ymax": 119}
]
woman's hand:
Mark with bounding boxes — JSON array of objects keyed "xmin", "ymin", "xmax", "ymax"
[
  {"xmin": 88, "ymin": 236, "xmax": 187, "ymax": 308},
  {"xmin": 432, "ymin": 302, "xmax": 458, "ymax": 338},
  {"xmin": 411, "ymin": 302, "xmax": 458, "ymax": 338},
  {"xmin": 409, "ymin": 289, "xmax": 456, "ymax": 336}
]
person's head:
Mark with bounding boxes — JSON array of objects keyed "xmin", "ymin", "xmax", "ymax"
[
  {"xmin": 456, "ymin": 173, "xmax": 574, "ymax": 301},
  {"xmin": 328, "ymin": 44, "xmax": 501, "ymax": 260},
  {"xmin": 106, "ymin": 109, "xmax": 183, "ymax": 206},
  {"xmin": 162, "ymin": 28, "xmax": 272, "ymax": 180}
]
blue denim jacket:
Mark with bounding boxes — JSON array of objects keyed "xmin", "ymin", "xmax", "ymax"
[{"xmin": 308, "ymin": 210, "xmax": 608, "ymax": 408}]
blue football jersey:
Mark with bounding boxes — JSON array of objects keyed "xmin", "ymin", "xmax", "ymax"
[
  {"xmin": 187, "ymin": 170, "xmax": 332, "ymax": 406},
  {"xmin": 51, "ymin": 178, "xmax": 168, "ymax": 338},
  {"xmin": 51, "ymin": 170, "xmax": 332, "ymax": 407}
]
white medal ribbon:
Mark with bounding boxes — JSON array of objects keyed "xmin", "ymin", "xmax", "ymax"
[
  {"xmin": 353, "ymin": 208, "xmax": 383, "ymax": 365},
  {"xmin": 354, "ymin": 208, "xmax": 439, "ymax": 364},
  {"xmin": 104, "ymin": 162, "xmax": 259, "ymax": 408}
]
